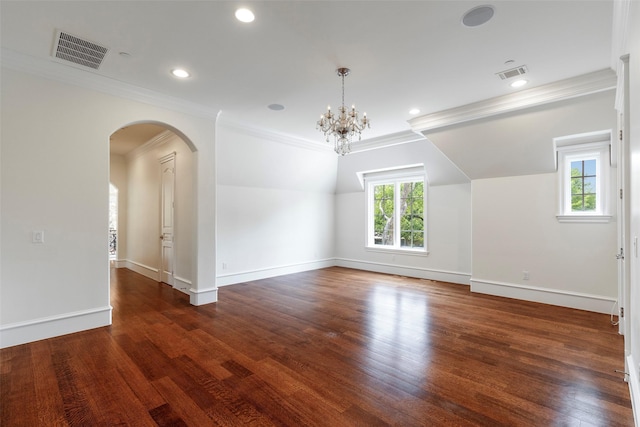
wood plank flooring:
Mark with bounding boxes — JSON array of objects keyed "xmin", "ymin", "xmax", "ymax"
[{"xmin": 1, "ymin": 267, "xmax": 634, "ymax": 426}]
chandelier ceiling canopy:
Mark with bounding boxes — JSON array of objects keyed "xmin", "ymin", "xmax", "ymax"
[{"xmin": 316, "ymin": 67, "xmax": 370, "ymax": 156}]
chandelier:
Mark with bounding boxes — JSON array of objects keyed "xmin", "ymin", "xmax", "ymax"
[{"xmin": 316, "ymin": 67, "xmax": 370, "ymax": 156}]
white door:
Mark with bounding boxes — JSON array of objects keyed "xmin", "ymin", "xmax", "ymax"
[
  {"xmin": 617, "ymin": 112, "xmax": 628, "ymax": 336},
  {"xmin": 616, "ymin": 55, "xmax": 630, "ymax": 339},
  {"xmin": 160, "ymin": 153, "xmax": 176, "ymax": 286}
]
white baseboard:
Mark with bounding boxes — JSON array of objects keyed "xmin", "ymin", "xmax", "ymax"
[
  {"xmin": 0, "ymin": 306, "xmax": 112, "ymax": 349},
  {"xmin": 216, "ymin": 259, "xmax": 336, "ymax": 287},
  {"xmin": 189, "ymin": 286, "xmax": 218, "ymax": 305},
  {"xmin": 335, "ymin": 258, "xmax": 471, "ymax": 285},
  {"xmin": 628, "ymin": 355, "xmax": 640, "ymax": 427},
  {"xmin": 174, "ymin": 276, "xmax": 192, "ymax": 294},
  {"xmin": 125, "ymin": 260, "xmax": 160, "ymax": 281},
  {"xmin": 470, "ymin": 278, "xmax": 616, "ymax": 314},
  {"xmin": 114, "ymin": 259, "xmax": 128, "ymax": 269}
]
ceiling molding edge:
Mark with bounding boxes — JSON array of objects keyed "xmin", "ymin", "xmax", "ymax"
[
  {"xmin": 1, "ymin": 48, "xmax": 219, "ymax": 120},
  {"xmin": 124, "ymin": 130, "xmax": 175, "ymax": 162},
  {"xmin": 216, "ymin": 115, "xmax": 332, "ymax": 154},
  {"xmin": 351, "ymin": 130, "xmax": 426, "ymax": 153},
  {"xmin": 408, "ymin": 68, "xmax": 617, "ymax": 134}
]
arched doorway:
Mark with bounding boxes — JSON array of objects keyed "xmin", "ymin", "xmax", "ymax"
[{"xmin": 109, "ymin": 122, "xmax": 197, "ymax": 294}]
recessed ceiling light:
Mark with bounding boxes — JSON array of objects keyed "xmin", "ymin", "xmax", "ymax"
[
  {"xmin": 462, "ymin": 5, "xmax": 495, "ymax": 27},
  {"xmin": 409, "ymin": 108, "xmax": 421, "ymax": 115},
  {"xmin": 171, "ymin": 68, "xmax": 190, "ymax": 78},
  {"xmin": 268, "ymin": 104, "xmax": 285, "ymax": 111},
  {"xmin": 235, "ymin": 8, "xmax": 255, "ymax": 23},
  {"xmin": 510, "ymin": 79, "xmax": 528, "ymax": 88}
]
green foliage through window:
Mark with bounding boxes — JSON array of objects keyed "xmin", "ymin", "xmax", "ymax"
[
  {"xmin": 372, "ymin": 180, "xmax": 424, "ymax": 249},
  {"xmin": 570, "ymin": 159, "xmax": 596, "ymax": 212}
]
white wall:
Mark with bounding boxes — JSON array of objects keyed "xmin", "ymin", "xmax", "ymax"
[
  {"xmin": 471, "ymin": 173, "xmax": 618, "ymax": 312},
  {"xmin": 215, "ymin": 120, "xmax": 337, "ymax": 285},
  {"xmin": 0, "ymin": 68, "xmax": 217, "ymax": 347},
  {"xmin": 109, "ymin": 154, "xmax": 128, "ymax": 262},
  {"xmin": 334, "ymin": 141, "xmax": 472, "ymax": 284},
  {"xmin": 125, "ymin": 133, "xmax": 195, "ymax": 290}
]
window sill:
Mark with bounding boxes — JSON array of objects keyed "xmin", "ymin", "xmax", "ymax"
[
  {"xmin": 556, "ymin": 214, "xmax": 613, "ymax": 223},
  {"xmin": 365, "ymin": 246, "xmax": 430, "ymax": 257}
]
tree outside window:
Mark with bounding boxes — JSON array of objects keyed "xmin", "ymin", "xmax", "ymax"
[
  {"xmin": 371, "ymin": 179, "xmax": 425, "ymax": 250},
  {"xmin": 571, "ymin": 159, "xmax": 596, "ymax": 212}
]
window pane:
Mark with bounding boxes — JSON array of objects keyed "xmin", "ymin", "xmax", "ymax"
[
  {"xmin": 572, "ymin": 195, "xmax": 584, "ymax": 211},
  {"xmin": 412, "ymin": 232, "xmax": 424, "ymax": 248},
  {"xmin": 373, "ymin": 184, "xmax": 394, "ymax": 246},
  {"xmin": 571, "ymin": 177, "xmax": 583, "ymax": 195},
  {"xmin": 570, "ymin": 161, "xmax": 582, "ymax": 177},
  {"xmin": 411, "ymin": 217, "xmax": 424, "ymax": 229},
  {"xmin": 584, "ymin": 176, "xmax": 596, "ymax": 194},
  {"xmin": 584, "ymin": 194, "xmax": 596, "ymax": 211},
  {"xmin": 584, "ymin": 159, "xmax": 596, "ymax": 176}
]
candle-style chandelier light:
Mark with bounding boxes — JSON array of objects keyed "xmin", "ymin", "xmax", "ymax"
[{"xmin": 316, "ymin": 67, "xmax": 370, "ymax": 156}]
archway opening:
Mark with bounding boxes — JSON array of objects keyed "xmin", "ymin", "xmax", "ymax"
[{"xmin": 109, "ymin": 121, "xmax": 197, "ymax": 296}]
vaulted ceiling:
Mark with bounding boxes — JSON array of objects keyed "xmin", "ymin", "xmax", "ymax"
[{"xmin": 1, "ymin": 1, "xmax": 617, "ymax": 180}]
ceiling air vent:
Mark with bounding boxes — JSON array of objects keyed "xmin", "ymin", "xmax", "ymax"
[
  {"xmin": 52, "ymin": 30, "xmax": 109, "ymax": 70},
  {"xmin": 496, "ymin": 65, "xmax": 528, "ymax": 80}
]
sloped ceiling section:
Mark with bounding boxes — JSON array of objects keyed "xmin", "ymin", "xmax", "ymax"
[
  {"xmin": 336, "ymin": 137, "xmax": 469, "ymax": 194},
  {"xmin": 422, "ymin": 89, "xmax": 617, "ymax": 180}
]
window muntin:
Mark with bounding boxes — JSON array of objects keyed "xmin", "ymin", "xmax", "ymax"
[{"xmin": 368, "ymin": 177, "xmax": 426, "ymax": 251}]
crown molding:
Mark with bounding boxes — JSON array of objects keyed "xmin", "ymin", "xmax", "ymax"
[
  {"xmin": 1, "ymin": 48, "xmax": 219, "ymax": 120},
  {"xmin": 216, "ymin": 115, "xmax": 332, "ymax": 153},
  {"xmin": 125, "ymin": 130, "xmax": 174, "ymax": 161},
  {"xmin": 352, "ymin": 130, "xmax": 426, "ymax": 153},
  {"xmin": 409, "ymin": 68, "xmax": 616, "ymax": 134}
]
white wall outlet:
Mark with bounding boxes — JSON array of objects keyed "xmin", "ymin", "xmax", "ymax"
[
  {"xmin": 32, "ymin": 230, "xmax": 44, "ymax": 243},
  {"xmin": 523, "ymin": 271, "xmax": 530, "ymax": 280},
  {"xmin": 222, "ymin": 262, "xmax": 227, "ymax": 270}
]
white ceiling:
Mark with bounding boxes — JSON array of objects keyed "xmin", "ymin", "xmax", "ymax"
[{"xmin": 1, "ymin": 1, "xmax": 615, "ymax": 163}]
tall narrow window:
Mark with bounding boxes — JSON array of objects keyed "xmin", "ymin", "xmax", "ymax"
[
  {"xmin": 555, "ymin": 131, "xmax": 611, "ymax": 223},
  {"xmin": 366, "ymin": 167, "xmax": 427, "ymax": 252}
]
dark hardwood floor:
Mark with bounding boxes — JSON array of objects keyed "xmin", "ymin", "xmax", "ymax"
[{"xmin": 1, "ymin": 267, "xmax": 634, "ymax": 426}]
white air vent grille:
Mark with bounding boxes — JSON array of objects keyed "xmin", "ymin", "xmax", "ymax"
[
  {"xmin": 53, "ymin": 31, "xmax": 109, "ymax": 70},
  {"xmin": 496, "ymin": 65, "xmax": 528, "ymax": 80}
]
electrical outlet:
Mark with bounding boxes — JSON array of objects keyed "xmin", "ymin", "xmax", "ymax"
[
  {"xmin": 222, "ymin": 262, "xmax": 227, "ymax": 270},
  {"xmin": 523, "ymin": 271, "xmax": 530, "ymax": 280},
  {"xmin": 32, "ymin": 230, "xmax": 44, "ymax": 243}
]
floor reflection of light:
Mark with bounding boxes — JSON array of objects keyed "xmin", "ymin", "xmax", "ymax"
[
  {"xmin": 364, "ymin": 284, "xmax": 431, "ymax": 380},
  {"xmin": 560, "ymin": 382, "xmax": 611, "ymax": 425}
]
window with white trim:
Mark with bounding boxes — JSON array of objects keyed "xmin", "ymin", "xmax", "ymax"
[
  {"xmin": 365, "ymin": 167, "xmax": 427, "ymax": 252},
  {"xmin": 555, "ymin": 131, "xmax": 612, "ymax": 223}
]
